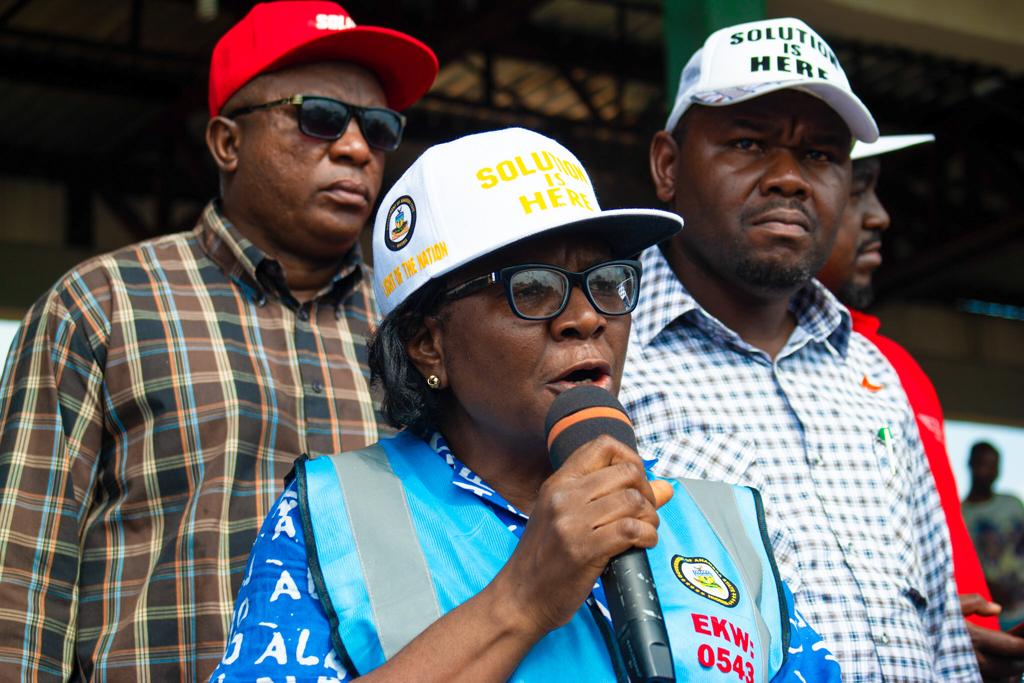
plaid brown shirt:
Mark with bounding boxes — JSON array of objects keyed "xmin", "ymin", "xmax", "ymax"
[{"xmin": 0, "ymin": 201, "xmax": 385, "ymax": 681}]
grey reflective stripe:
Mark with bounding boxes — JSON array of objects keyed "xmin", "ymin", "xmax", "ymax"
[
  {"xmin": 329, "ymin": 446, "xmax": 442, "ymax": 659},
  {"xmin": 681, "ymin": 479, "xmax": 772, "ymax": 683}
]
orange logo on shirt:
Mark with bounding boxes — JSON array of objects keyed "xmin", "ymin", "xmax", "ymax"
[{"xmin": 860, "ymin": 375, "xmax": 884, "ymax": 392}]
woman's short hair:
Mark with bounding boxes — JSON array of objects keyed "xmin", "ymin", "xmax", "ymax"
[{"xmin": 368, "ymin": 278, "xmax": 450, "ymax": 436}]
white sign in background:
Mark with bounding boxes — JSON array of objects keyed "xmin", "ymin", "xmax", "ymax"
[{"xmin": 0, "ymin": 319, "xmax": 18, "ymax": 375}]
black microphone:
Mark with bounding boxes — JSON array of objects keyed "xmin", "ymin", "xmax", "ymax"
[{"xmin": 544, "ymin": 385, "xmax": 674, "ymax": 682}]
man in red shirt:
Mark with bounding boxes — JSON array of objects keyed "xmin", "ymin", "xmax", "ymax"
[{"xmin": 817, "ymin": 135, "xmax": 1024, "ymax": 679}]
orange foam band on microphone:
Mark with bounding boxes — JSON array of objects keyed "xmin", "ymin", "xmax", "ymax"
[{"xmin": 546, "ymin": 407, "xmax": 633, "ymax": 451}]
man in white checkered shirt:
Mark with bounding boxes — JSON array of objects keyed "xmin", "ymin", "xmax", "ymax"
[{"xmin": 620, "ymin": 18, "xmax": 980, "ymax": 681}]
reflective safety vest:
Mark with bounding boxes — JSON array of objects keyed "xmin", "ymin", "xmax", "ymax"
[{"xmin": 297, "ymin": 431, "xmax": 790, "ymax": 682}]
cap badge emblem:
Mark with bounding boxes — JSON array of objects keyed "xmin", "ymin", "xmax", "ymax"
[{"xmin": 385, "ymin": 196, "xmax": 416, "ymax": 251}]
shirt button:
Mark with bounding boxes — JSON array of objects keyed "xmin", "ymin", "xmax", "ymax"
[
  {"xmin": 312, "ymin": 381, "xmax": 324, "ymax": 394},
  {"xmin": 297, "ymin": 307, "xmax": 310, "ymax": 322},
  {"xmin": 810, "ymin": 456, "xmax": 823, "ymax": 466},
  {"xmin": 876, "ymin": 632, "xmax": 890, "ymax": 645}
]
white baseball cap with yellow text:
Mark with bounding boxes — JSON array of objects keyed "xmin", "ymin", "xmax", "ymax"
[{"xmin": 372, "ymin": 127, "xmax": 683, "ymax": 315}]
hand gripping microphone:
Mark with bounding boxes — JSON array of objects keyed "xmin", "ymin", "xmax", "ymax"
[{"xmin": 544, "ymin": 385, "xmax": 675, "ymax": 682}]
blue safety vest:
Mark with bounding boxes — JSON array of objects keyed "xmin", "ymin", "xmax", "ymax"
[{"xmin": 297, "ymin": 431, "xmax": 789, "ymax": 681}]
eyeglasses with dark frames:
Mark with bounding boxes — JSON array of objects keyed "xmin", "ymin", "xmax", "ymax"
[
  {"xmin": 444, "ymin": 260, "xmax": 643, "ymax": 321},
  {"xmin": 225, "ymin": 94, "xmax": 407, "ymax": 152}
]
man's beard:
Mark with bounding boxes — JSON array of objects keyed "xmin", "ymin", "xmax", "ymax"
[
  {"xmin": 734, "ymin": 253, "xmax": 819, "ymax": 292},
  {"xmin": 836, "ymin": 280, "xmax": 875, "ymax": 309},
  {"xmin": 733, "ymin": 200, "xmax": 823, "ymax": 291}
]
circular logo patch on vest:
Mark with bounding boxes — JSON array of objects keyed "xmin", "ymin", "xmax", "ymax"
[
  {"xmin": 385, "ymin": 196, "xmax": 416, "ymax": 251},
  {"xmin": 672, "ymin": 555, "xmax": 739, "ymax": 607}
]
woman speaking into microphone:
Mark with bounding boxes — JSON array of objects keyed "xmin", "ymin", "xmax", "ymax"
[{"xmin": 211, "ymin": 128, "xmax": 840, "ymax": 682}]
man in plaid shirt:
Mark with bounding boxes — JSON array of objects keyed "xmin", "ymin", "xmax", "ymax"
[
  {"xmin": 621, "ymin": 18, "xmax": 979, "ymax": 681},
  {"xmin": 0, "ymin": 2, "xmax": 436, "ymax": 679}
]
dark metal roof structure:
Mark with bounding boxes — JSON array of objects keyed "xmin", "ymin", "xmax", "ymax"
[{"xmin": 0, "ymin": 0, "xmax": 1021, "ymax": 309}]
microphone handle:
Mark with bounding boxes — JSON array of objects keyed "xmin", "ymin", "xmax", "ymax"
[{"xmin": 602, "ymin": 547, "xmax": 675, "ymax": 682}]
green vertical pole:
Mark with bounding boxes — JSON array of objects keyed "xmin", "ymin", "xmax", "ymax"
[{"xmin": 663, "ymin": 0, "xmax": 765, "ymax": 108}]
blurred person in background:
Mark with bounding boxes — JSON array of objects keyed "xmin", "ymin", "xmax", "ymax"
[
  {"xmin": 818, "ymin": 136, "xmax": 1024, "ymax": 681},
  {"xmin": 0, "ymin": 2, "xmax": 436, "ymax": 679},
  {"xmin": 964, "ymin": 443, "xmax": 1024, "ymax": 633}
]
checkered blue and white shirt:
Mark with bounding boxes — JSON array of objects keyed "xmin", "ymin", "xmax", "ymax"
[{"xmin": 621, "ymin": 246, "xmax": 979, "ymax": 682}]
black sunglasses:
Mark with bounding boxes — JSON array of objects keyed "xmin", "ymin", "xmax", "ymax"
[
  {"xmin": 445, "ymin": 260, "xmax": 643, "ymax": 321},
  {"xmin": 225, "ymin": 94, "xmax": 406, "ymax": 152}
]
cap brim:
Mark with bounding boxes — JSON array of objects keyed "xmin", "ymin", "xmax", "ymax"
[
  {"xmin": 797, "ymin": 82, "xmax": 879, "ymax": 143},
  {"xmin": 693, "ymin": 80, "xmax": 879, "ymax": 143},
  {"xmin": 452, "ymin": 210, "xmax": 684, "ymax": 280},
  {"xmin": 851, "ymin": 134, "xmax": 935, "ymax": 160},
  {"xmin": 428, "ymin": 209, "xmax": 683, "ymax": 287},
  {"xmin": 542, "ymin": 209, "xmax": 684, "ymax": 259},
  {"xmin": 268, "ymin": 26, "xmax": 438, "ymax": 111}
]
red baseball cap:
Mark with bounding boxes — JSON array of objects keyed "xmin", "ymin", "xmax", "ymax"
[{"xmin": 208, "ymin": 1, "xmax": 438, "ymax": 116}]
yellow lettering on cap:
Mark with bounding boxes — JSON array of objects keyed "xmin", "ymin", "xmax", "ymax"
[
  {"xmin": 545, "ymin": 172, "xmax": 565, "ymax": 187},
  {"xmin": 477, "ymin": 167, "xmax": 498, "ymax": 189},
  {"xmin": 514, "ymin": 156, "xmax": 537, "ymax": 177},
  {"xmin": 520, "ymin": 192, "xmax": 547, "ymax": 215},
  {"xmin": 414, "ymin": 241, "xmax": 451, "ymax": 270},
  {"xmin": 496, "ymin": 160, "xmax": 517, "ymax": 182},
  {"xmin": 533, "ymin": 151, "xmax": 554, "ymax": 172},
  {"xmin": 547, "ymin": 188, "xmax": 566, "ymax": 208},
  {"xmin": 477, "ymin": 150, "xmax": 590, "ymax": 192}
]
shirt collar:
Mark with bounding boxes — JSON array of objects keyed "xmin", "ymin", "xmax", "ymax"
[
  {"xmin": 427, "ymin": 429, "xmax": 655, "ymax": 522},
  {"xmin": 197, "ymin": 199, "xmax": 366, "ymax": 308},
  {"xmin": 633, "ymin": 246, "xmax": 701, "ymax": 348},
  {"xmin": 428, "ymin": 431, "xmax": 529, "ymax": 520},
  {"xmin": 633, "ymin": 245, "xmax": 852, "ymax": 357},
  {"xmin": 790, "ymin": 278, "xmax": 852, "ymax": 356}
]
